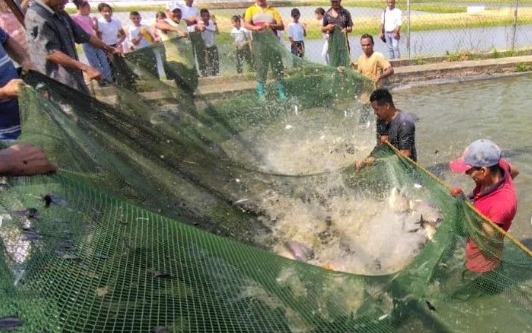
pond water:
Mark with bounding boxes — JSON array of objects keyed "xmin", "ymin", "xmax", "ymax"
[{"xmin": 393, "ymin": 73, "xmax": 532, "ymax": 243}]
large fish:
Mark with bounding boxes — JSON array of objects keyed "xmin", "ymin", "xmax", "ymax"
[{"xmin": 388, "ymin": 187, "xmax": 443, "ymax": 240}]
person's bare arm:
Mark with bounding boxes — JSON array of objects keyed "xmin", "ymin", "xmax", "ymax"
[
  {"xmin": 46, "ymin": 50, "xmax": 101, "ymax": 80},
  {"xmin": 508, "ymin": 163, "xmax": 519, "ymax": 179},
  {"xmin": 88, "ymin": 35, "xmax": 121, "ymax": 54},
  {"xmin": 377, "ymin": 65, "xmax": 394, "ymax": 84},
  {"xmin": 4, "ymin": 36, "xmax": 32, "ymax": 72},
  {"xmin": 117, "ymin": 27, "xmax": 127, "ymax": 45},
  {"xmin": 154, "ymin": 21, "xmax": 188, "ymax": 37},
  {"xmin": 243, "ymin": 18, "xmax": 259, "ymax": 32},
  {"xmin": 0, "ymin": 144, "xmax": 57, "ymax": 176}
]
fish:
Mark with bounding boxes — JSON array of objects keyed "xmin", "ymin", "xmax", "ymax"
[
  {"xmin": 281, "ymin": 241, "xmax": 314, "ymax": 262},
  {"xmin": 388, "ymin": 187, "xmax": 411, "ymax": 213},
  {"xmin": 0, "ymin": 316, "xmax": 22, "ymax": 330},
  {"xmin": 386, "ymin": 187, "xmax": 444, "ymax": 242}
]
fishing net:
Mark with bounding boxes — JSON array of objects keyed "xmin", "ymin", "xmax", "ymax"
[{"xmin": 0, "ymin": 31, "xmax": 530, "ymax": 333}]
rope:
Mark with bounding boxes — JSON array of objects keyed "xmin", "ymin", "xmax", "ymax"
[{"xmin": 385, "ymin": 141, "xmax": 532, "ymax": 257}]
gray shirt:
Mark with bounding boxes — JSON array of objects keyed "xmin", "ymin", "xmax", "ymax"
[
  {"xmin": 25, "ymin": 0, "xmax": 91, "ymax": 93},
  {"xmin": 376, "ymin": 110, "xmax": 417, "ymax": 161}
]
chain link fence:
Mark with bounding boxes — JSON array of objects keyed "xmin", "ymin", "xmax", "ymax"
[{"xmin": 98, "ymin": 1, "xmax": 532, "ymax": 64}]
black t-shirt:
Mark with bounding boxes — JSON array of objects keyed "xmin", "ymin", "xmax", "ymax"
[
  {"xmin": 376, "ymin": 110, "xmax": 417, "ymax": 161},
  {"xmin": 323, "ymin": 7, "xmax": 353, "ymax": 29}
]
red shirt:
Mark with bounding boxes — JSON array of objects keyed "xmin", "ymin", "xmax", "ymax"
[{"xmin": 466, "ymin": 159, "xmax": 517, "ymax": 272}]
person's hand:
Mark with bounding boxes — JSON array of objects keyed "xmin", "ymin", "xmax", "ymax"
[
  {"xmin": 379, "ymin": 135, "xmax": 389, "ymax": 144},
  {"xmin": 211, "ymin": 14, "xmax": 217, "ymax": 24},
  {"xmin": 85, "ymin": 66, "xmax": 102, "ymax": 81},
  {"xmin": 109, "ymin": 46, "xmax": 124, "ymax": 57},
  {"xmin": 393, "ymin": 31, "xmax": 400, "ymax": 40},
  {"xmin": 450, "ymin": 187, "xmax": 465, "ymax": 198},
  {"xmin": 355, "ymin": 156, "xmax": 376, "ymax": 172},
  {"xmin": 19, "ymin": 60, "xmax": 35, "ymax": 74},
  {"xmin": 196, "ymin": 21, "xmax": 206, "ymax": 32},
  {"xmin": 1, "ymin": 79, "xmax": 25, "ymax": 99},
  {"xmin": 0, "ymin": 143, "xmax": 57, "ymax": 176}
]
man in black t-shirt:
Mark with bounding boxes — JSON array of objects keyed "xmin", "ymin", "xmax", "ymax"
[{"xmin": 356, "ymin": 88, "xmax": 417, "ymax": 171}]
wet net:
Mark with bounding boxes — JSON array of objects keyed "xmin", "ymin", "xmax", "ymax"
[{"xmin": 1, "ymin": 30, "xmax": 531, "ymax": 333}]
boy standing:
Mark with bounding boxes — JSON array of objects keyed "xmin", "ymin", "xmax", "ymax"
[
  {"xmin": 314, "ymin": 7, "xmax": 329, "ymax": 65},
  {"xmin": 287, "ymin": 8, "xmax": 306, "ymax": 59},
  {"xmin": 230, "ymin": 15, "xmax": 253, "ymax": 74},
  {"xmin": 199, "ymin": 8, "xmax": 219, "ymax": 76},
  {"xmin": 126, "ymin": 11, "xmax": 155, "ymax": 52}
]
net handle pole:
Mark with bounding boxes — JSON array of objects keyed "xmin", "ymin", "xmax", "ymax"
[
  {"xmin": 5, "ymin": 0, "xmax": 25, "ymax": 28},
  {"xmin": 384, "ymin": 142, "xmax": 532, "ymax": 257}
]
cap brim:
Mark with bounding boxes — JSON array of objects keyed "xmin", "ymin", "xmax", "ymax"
[{"xmin": 449, "ymin": 158, "xmax": 472, "ymax": 173}]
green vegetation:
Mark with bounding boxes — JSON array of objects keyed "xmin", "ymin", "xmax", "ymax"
[
  {"xmin": 516, "ymin": 62, "xmax": 532, "ymax": 71},
  {"xmin": 445, "ymin": 50, "xmax": 473, "ymax": 62}
]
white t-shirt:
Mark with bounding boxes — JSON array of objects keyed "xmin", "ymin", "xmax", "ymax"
[
  {"xmin": 287, "ymin": 22, "xmax": 305, "ymax": 42},
  {"xmin": 201, "ymin": 20, "xmax": 217, "ymax": 48},
  {"xmin": 180, "ymin": 5, "xmax": 199, "ymax": 32},
  {"xmin": 97, "ymin": 17, "xmax": 123, "ymax": 45},
  {"xmin": 381, "ymin": 7, "xmax": 402, "ymax": 32},
  {"xmin": 320, "ymin": 18, "xmax": 329, "ymax": 40},
  {"xmin": 127, "ymin": 24, "xmax": 152, "ymax": 50},
  {"xmin": 230, "ymin": 27, "xmax": 250, "ymax": 47}
]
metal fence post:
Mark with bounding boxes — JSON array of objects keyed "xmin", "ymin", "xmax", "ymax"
[{"xmin": 511, "ymin": 0, "xmax": 520, "ymax": 51}]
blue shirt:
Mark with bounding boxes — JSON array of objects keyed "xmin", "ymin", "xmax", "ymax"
[{"xmin": 0, "ymin": 28, "xmax": 21, "ymax": 140}]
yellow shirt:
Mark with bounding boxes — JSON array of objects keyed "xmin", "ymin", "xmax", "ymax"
[
  {"xmin": 356, "ymin": 51, "xmax": 391, "ymax": 82},
  {"xmin": 244, "ymin": 4, "xmax": 282, "ymax": 26},
  {"xmin": 160, "ymin": 18, "xmax": 186, "ymax": 42}
]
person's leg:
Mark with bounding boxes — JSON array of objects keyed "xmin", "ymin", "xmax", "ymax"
[
  {"xmin": 392, "ymin": 37, "xmax": 400, "ymax": 59},
  {"xmin": 204, "ymin": 46, "xmax": 212, "ymax": 76},
  {"xmin": 322, "ymin": 40, "xmax": 329, "ymax": 65},
  {"xmin": 270, "ymin": 48, "xmax": 287, "ymax": 100},
  {"xmin": 385, "ymin": 32, "xmax": 394, "ymax": 59},
  {"xmin": 252, "ymin": 39, "xmax": 267, "ymax": 99},
  {"xmin": 212, "ymin": 45, "xmax": 219, "ymax": 76},
  {"xmin": 236, "ymin": 47, "xmax": 243, "ymax": 74},
  {"xmin": 244, "ymin": 45, "xmax": 254, "ymax": 71},
  {"xmin": 83, "ymin": 43, "xmax": 113, "ymax": 83}
]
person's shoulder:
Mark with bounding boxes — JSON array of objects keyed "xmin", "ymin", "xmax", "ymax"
[{"xmin": 397, "ymin": 111, "xmax": 417, "ymax": 124}]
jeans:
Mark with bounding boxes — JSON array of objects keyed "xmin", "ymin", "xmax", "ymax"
[
  {"xmin": 385, "ymin": 31, "xmax": 400, "ymax": 59},
  {"xmin": 82, "ymin": 43, "xmax": 113, "ymax": 82}
]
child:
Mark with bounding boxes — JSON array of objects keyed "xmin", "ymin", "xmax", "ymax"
[
  {"xmin": 96, "ymin": 3, "xmax": 126, "ymax": 81},
  {"xmin": 96, "ymin": 3, "xmax": 126, "ymax": 51},
  {"xmin": 126, "ymin": 11, "xmax": 155, "ymax": 52},
  {"xmin": 199, "ymin": 8, "xmax": 219, "ymax": 77},
  {"xmin": 230, "ymin": 15, "xmax": 253, "ymax": 74},
  {"xmin": 287, "ymin": 8, "xmax": 306, "ymax": 59},
  {"xmin": 314, "ymin": 7, "xmax": 329, "ymax": 65},
  {"xmin": 71, "ymin": 0, "xmax": 113, "ymax": 85},
  {"xmin": 124, "ymin": 11, "xmax": 160, "ymax": 79}
]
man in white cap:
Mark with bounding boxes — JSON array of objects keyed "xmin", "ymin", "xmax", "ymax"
[{"xmin": 449, "ymin": 139, "xmax": 519, "ymax": 274}]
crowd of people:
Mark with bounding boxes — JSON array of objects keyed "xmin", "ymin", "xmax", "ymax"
[{"xmin": 0, "ymin": 0, "xmax": 521, "ymax": 289}]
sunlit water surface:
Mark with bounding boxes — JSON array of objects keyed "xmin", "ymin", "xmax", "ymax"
[{"xmin": 394, "ymin": 73, "xmax": 532, "ymax": 243}]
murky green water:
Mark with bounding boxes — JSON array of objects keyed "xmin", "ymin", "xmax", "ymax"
[{"xmin": 394, "ymin": 73, "xmax": 532, "ymax": 243}]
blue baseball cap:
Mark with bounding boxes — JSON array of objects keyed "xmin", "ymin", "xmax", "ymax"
[{"xmin": 449, "ymin": 139, "xmax": 501, "ymax": 173}]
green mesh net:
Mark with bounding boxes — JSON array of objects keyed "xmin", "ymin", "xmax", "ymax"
[{"xmin": 1, "ymin": 31, "xmax": 530, "ymax": 332}]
